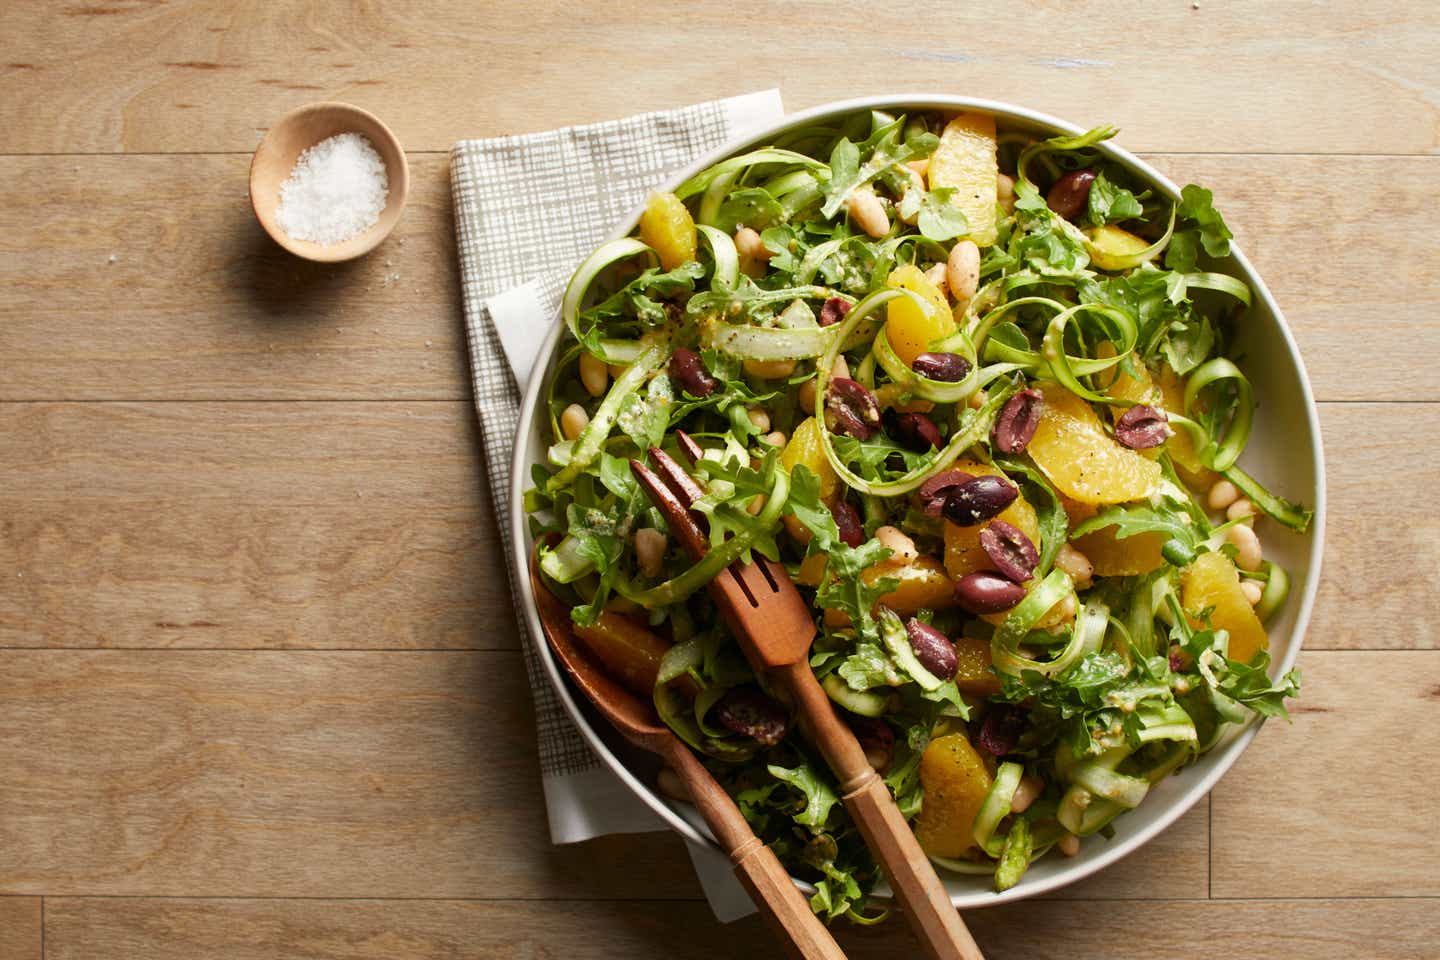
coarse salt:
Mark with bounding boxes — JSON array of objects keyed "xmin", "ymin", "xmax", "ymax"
[{"xmin": 275, "ymin": 133, "xmax": 388, "ymax": 246}]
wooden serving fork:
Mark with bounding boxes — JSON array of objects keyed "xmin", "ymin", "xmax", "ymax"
[{"xmin": 631, "ymin": 435, "xmax": 985, "ymax": 960}]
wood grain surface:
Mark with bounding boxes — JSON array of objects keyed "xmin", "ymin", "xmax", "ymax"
[
  {"xmin": 41, "ymin": 897, "xmax": 1440, "ymax": 960},
  {"xmin": 0, "ymin": 898, "xmax": 42, "ymax": 960},
  {"xmin": 1, "ymin": 0, "xmax": 1435, "ymax": 956}
]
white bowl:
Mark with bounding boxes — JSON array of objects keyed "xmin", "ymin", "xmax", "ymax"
[{"xmin": 508, "ymin": 95, "xmax": 1326, "ymax": 908}]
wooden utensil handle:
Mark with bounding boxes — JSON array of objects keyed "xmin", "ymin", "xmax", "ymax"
[
  {"xmin": 774, "ymin": 662, "xmax": 984, "ymax": 960},
  {"xmin": 663, "ymin": 741, "xmax": 847, "ymax": 960}
]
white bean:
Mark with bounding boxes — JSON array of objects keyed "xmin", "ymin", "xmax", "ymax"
[
  {"xmin": 1240, "ymin": 579, "xmax": 1264, "ymax": 606},
  {"xmin": 560, "ymin": 403, "xmax": 589, "ymax": 441},
  {"xmin": 946, "ymin": 239, "xmax": 980, "ymax": 308},
  {"xmin": 761, "ymin": 430, "xmax": 787, "ymax": 448},
  {"xmin": 906, "ymin": 158, "xmax": 930, "ymax": 187},
  {"xmin": 845, "ymin": 188, "xmax": 890, "ymax": 239},
  {"xmin": 634, "ymin": 528, "xmax": 668, "ymax": 578},
  {"xmin": 734, "ymin": 226, "xmax": 769, "ymax": 262},
  {"xmin": 1227, "ymin": 498, "xmax": 1257, "ymax": 522},
  {"xmin": 997, "ymin": 173, "xmax": 1017, "ymax": 214},
  {"xmin": 579, "ymin": 352, "xmax": 609, "ymax": 397},
  {"xmin": 798, "ymin": 378, "xmax": 817, "ymax": 414},
  {"xmin": 1226, "ymin": 523, "xmax": 1263, "ymax": 571},
  {"xmin": 1207, "ymin": 479, "xmax": 1240, "ymax": 511},
  {"xmin": 1058, "ymin": 834, "xmax": 1081, "ymax": 857},
  {"xmin": 1054, "ymin": 543, "xmax": 1094, "ymax": 588},
  {"xmin": 746, "ymin": 406, "xmax": 771, "ymax": 433},
  {"xmin": 923, "ymin": 261, "xmax": 950, "ymax": 299},
  {"xmin": 875, "ymin": 525, "xmax": 917, "ymax": 566},
  {"xmin": 743, "ymin": 358, "xmax": 797, "ymax": 379},
  {"xmin": 1010, "ymin": 775, "xmax": 1044, "ymax": 814}
]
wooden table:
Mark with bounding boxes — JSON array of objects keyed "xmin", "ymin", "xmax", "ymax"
[{"xmin": 1, "ymin": 3, "xmax": 1436, "ymax": 957}]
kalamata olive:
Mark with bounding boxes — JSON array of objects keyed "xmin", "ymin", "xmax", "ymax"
[
  {"xmin": 824, "ymin": 377, "xmax": 881, "ymax": 440},
  {"xmin": 885, "ymin": 409, "xmax": 944, "ymax": 452},
  {"xmin": 954, "ymin": 571, "xmax": 1028, "ymax": 614},
  {"xmin": 848, "ymin": 716, "xmax": 895, "ymax": 773},
  {"xmin": 1114, "ymin": 404, "xmax": 1172, "ymax": 449},
  {"xmin": 979, "ymin": 520, "xmax": 1039, "ymax": 583},
  {"xmin": 832, "ymin": 499, "xmax": 864, "ymax": 548},
  {"xmin": 819, "ymin": 297, "xmax": 852, "ymax": 327},
  {"xmin": 667, "ymin": 348, "xmax": 717, "ymax": 398},
  {"xmin": 917, "ymin": 469, "xmax": 973, "ymax": 517},
  {"xmin": 905, "ymin": 618, "xmax": 960, "ymax": 680},
  {"xmin": 911, "ymin": 352, "xmax": 973, "ymax": 383},
  {"xmin": 1047, "ymin": 169, "xmax": 1097, "ymax": 220},
  {"xmin": 976, "ymin": 705, "xmax": 1026, "ymax": 757},
  {"xmin": 713, "ymin": 686, "xmax": 789, "ymax": 746},
  {"xmin": 993, "ymin": 388, "xmax": 1042, "ymax": 454},
  {"xmin": 941, "ymin": 474, "xmax": 1019, "ymax": 527}
]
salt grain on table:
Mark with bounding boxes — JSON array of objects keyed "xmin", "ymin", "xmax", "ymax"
[{"xmin": 275, "ymin": 133, "xmax": 388, "ymax": 246}]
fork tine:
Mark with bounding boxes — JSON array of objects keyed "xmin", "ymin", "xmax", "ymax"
[
  {"xmin": 674, "ymin": 430, "xmax": 704, "ymax": 467},
  {"xmin": 630, "ymin": 459, "xmax": 708, "ymax": 561},
  {"xmin": 647, "ymin": 446, "xmax": 706, "ymax": 507}
]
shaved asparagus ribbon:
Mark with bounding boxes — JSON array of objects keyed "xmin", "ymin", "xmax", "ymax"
[
  {"xmin": 546, "ymin": 337, "xmax": 669, "ymax": 492},
  {"xmin": 674, "ymin": 147, "xmax": 828, "ymax": 200},
  {"xmin": 560, "ymin": 238, "xmax": 658, "ymax": 365}
]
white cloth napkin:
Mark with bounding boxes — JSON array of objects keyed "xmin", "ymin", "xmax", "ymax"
[{"xmin": 449, "ymin": 90, "xmax": 786, "ymax": 922}]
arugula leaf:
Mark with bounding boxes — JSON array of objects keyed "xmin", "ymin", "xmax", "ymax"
[
  {"xmin": 767, "ymin": 760, "xmax": 840, "ymax": 831},
  {"xmin": 1011, "ymin": 180, "xmax": 1090, "ymax": 275},
  {"xmin": 1086, "ymin": 170, "xmax": 1144, "ymax": 226},
  {"xmin": 837, "ymin": 642, "xmax": 905, "ymax": 690},
  {"xmin": 1159, "ymin": 311, "xmax": 1216, "ymax": 375},
  {"xmin": 898, "ymin": 186, "xmax": 971, "ymax": 241},
  {"xmin": 1071, "ymin": 500, "xmax": 1206, "ymax": 565},
  {"xmin": 783, "ymin": 466, "xmax": 839, "ymax": 541},
  {"xmin": 815, "ymin": 539, "xmax": 897, "ymax": 644},
  {"xmin": 715, "ymin": 187, "xmax": 784, "ymax": 234},
  {"xmin": 615, "ymin": 373, "xmax": 672, "ymax": 451},
  {"xmin": 1164, "ymin": 184, "xmax": 1233, "ymax": 271}
]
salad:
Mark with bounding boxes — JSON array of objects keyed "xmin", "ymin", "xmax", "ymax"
[{"xmin": 526, "ymin": 109, "xmax": 1310, "ymax": 919}]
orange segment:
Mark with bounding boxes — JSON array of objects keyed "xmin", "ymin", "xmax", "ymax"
[
  {"xmin": 572, "ymin": 610, "xmax": 670, "ymax": 695},
  {"xmin": 953, "ymin": 635, "xmax": 1001, "ymax": 696},
  {"xmin": 914, "ymin": 732, "xmax": 994, "ymax": 857},
  {"xmin": 1073, "ymin": 528, "xmax": 1168, "ymax": 577},
  {"xmin": 885, "ymin": 264, "xmax": 956, "ymax": 366},
  {"xmin": 927, "ymin": 113, "xmax": 999, "ymax": 247},
  {"xmin": 1028, "ymin": 383, "xmax": 1162, "ymax": 504},
  {"xmin": 1181, "ymin": 551, "xmax": 1268, "ymax": 663},
  {"xmin": 780, "ymin": 417, "xmax": 840, "ymax": 502},
  {"xmin": 638, "ymin": 191, "xmax": 697, "ymax": 269}
]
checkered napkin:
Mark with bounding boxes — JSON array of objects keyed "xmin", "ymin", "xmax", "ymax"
[{"xmin": 449, "ymin": 90, "xmax": 786, "ymax": 921}]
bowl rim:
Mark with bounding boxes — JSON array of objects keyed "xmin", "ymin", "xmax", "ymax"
[
  {"xmin": 248, "ymin": 100, "xmax": 410, "ymax": 263},
  {"xmin": 507, "ymin": 93, "xmax": 1327, "ymax": 908}
]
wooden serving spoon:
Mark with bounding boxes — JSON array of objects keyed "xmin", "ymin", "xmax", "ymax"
[{"xmin": 529, "ymin": 560, "xmax": 847, "ymax": 960}]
